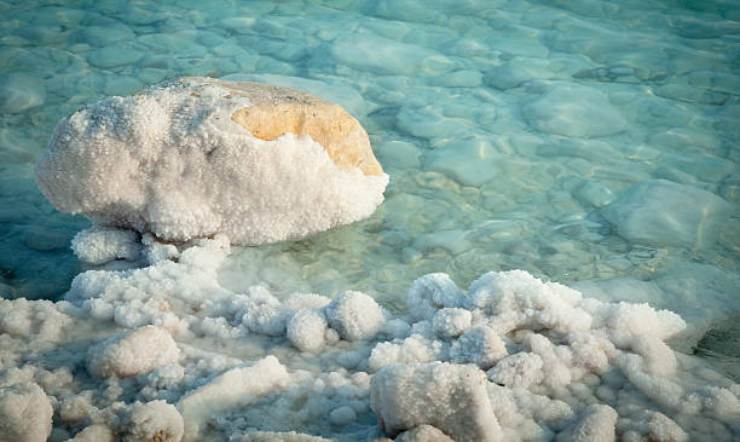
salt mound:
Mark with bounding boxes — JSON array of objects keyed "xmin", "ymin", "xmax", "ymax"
[
  {"xmin": 35, "ymin": 77, "xmax": 388, "ymax": 245},
  {"xmin": 1, "ymin": 237, "xmax": 738, "ymax": 440}
]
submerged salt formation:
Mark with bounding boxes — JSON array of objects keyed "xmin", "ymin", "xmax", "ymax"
[
  {"xmin": 0, "ymin": 232, "xmax": 737, "ymax": 441},
  {"xmin": 35, "ymin": 77, "xmax": 388, "ymax": 245}
]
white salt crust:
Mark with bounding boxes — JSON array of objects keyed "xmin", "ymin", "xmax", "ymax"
[
  {"xmin": 0, "ymin": 235, "xmax": 738, "ymax": 441},
  {"xmin": 35, "ymin": 78, "xmax": 388, "ymax": 246}
]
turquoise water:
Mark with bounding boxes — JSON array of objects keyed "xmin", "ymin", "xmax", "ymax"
[{"xmin": 1, "ymin": 0, "xmax": 739, "ymax": 370}]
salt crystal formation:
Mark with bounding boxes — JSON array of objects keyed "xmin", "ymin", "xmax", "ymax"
[
  {"xmin": 0, "ymin": 234, "xmax": 737, "ymax": 441},
  {"xmin": 35, "ymin": 77, "xmax": 388, "ymax": 246}
]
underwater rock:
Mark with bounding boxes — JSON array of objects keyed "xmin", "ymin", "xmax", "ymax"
[
  {"xmin": 0, "ymin": 73, "xmax": 45, "ymax": 114},
  {"xmin": 35, "ymin": 77, "xmax": 388, "ymax": 246},
  {"xmin": 601, "ymin": 179, "xmax": 732, "ymax": 249},
  {"xmin": 523, "ymin": 83, "xmax": 626, "ymax": 138}
]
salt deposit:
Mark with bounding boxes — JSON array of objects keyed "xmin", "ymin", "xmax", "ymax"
[
  {"xmin": 0, "ymin": 236, "xmax": 737, "ymax": 440},
  {"xmin": 2, "ymin": 0, "xmax": 739, "ymax": 441}
]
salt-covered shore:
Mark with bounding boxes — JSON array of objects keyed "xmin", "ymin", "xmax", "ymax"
[{"xmin": 1, "ymin": 231, "xmax": 738, "ymax": 441}]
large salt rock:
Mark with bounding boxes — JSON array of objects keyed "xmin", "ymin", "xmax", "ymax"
[
  {"xmin": 371, "ymin": 362, "xmax": 500, "ymax": 441},
  {"xmin": 0, "ymin": 382, "xmax": 53, "ymax": 442},
  {"xmin": 601, "ymin": 179, "xmax": 732, "ymax": 249},
  {"xmin": 35, "ymin": 77, "xmax": 388, "ymax": 245},
  {"xmin": 87, "ymin": 326, "xmax": 180, "ymax": 378}
]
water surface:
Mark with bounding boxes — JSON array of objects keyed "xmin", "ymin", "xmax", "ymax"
[{"xmin": 1, "ymin": 0, "xmax": 738, "ymax": 372}]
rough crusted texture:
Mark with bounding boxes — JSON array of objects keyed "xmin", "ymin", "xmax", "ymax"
[
  {"xmin": 0, "ymin": 382, "xmax": 53, "ymax": 442},
  {"xmin": 123, "ymin": 400, "xmax": 185, "ymax": 442},
  {"xmin": 556, "ymin": 404, "xmax": 617, "ymax": 442},
  {"xmin": 395, "ymin": 425, "xmax": 455, "ymax": 442},
  {"xmin": 370, "ymin": 362, "xmax": 501, "ymax": 442},
  {"xmin": 325, "ymin": 291, "xmax": 385, "ymax": 341},
  {"xmin": 35, "ymin": 77, "xmax": 388, "ymax": 245},
  {"xmin": 86, "ymin": 326, "xmax": 180, "ymax": 378},
  {"xmin": 1, "ymin": 236, "xmax": 738, "ymax": 441},
  {"xmin": 71, "ymin": 226, "xmax": 141, "ymax": 265},
  {"xmin": 178, "ymin": 356, "xmax": 290, "ymax": 441}
]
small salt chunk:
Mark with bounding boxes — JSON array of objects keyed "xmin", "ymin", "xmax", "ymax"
[
  {"xmin": 71, "ymin": 227, "xmax": 141, "ymax": 265},
  {"xmin": 286, "ymin": 309, "xmax": 327, "ymax": 352},
  {"xmin": 0, "ymin": 382, "xmax": 53, "ymax": 442},
  {"xmin": 178, "ymin": 356, "xmax": 289, "ymax": 440},
  {"xmin": 87, "ymin": 326, "xmax": 180, "ymax": 378},
  {"xmin": 371, "ymin": 362, "xmax": 500, "ymax": 441},
  {"xmin": 123, "ymin": 400, "xmax": 184, "ymax": 442},
  {"xmin": 645, "ymin": 412, "xmax": 688, "ymax": 442},
  {"xmin": 395, "ymin": 425, "xmax": 454, "ymax": 442},
  {"xmin": 432, "ymin": 308, "xmax": 472, "ymax": 339},
  {"xmin": 556, "ymin": 404, "xmax": 617, "ymax": 442},
  {"xmin": 325, "ymin": 291, "xmax": 384, "ymax": 341},
  {"xmin": 487, "ymin": 352, "xmax": 544, "ymax": 388},
  {"xmin": 68, "ymin": 424, "xmax": 114, "ymax": 442},
  {"xmin": 407, "ymin": 273, "xmax": 465, "ymax": 320}
]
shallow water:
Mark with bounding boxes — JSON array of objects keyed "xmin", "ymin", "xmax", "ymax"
[{"xmin": 1, "ymin": 0, "xmax": 739, "ymax": 373}]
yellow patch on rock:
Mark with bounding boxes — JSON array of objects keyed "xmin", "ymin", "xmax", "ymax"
[{"xmin": 187, "ymin": 78, "xmax": 384, "ymax": 176}]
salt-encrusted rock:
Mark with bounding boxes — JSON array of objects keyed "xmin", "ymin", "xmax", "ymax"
[
  {"xmin": 36, "ymin": 77, "xmax": 388, "ymax": 246},
  {"xmin": 371, "ymin": 362, "xmax": 500, "ymax": 441},
  {"xmin": 123, "ymin": 400, "xmax": 184, "ymax": 442},
  {"xmin": 87, "ymin": 326, "xmax": 180, "ymax": 378},
  {"xmin": 325, "ymin": 291, "xmax": 385, "ymax": 341},
  {"xmin": 555, "ymin": 404, "xmax": 617, "ymax": 442},
  {"xmin": 395, "ymin": 425, "xmax": 454, "ymax": 442},
  {"xmin": 0, "ymin": 382, "xmax": 53, "ymax": 442}
]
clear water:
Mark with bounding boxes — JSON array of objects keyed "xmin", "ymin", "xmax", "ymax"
[{"xmin": 1, "ymin": 0, "xmax": 739, "ymax": 370}]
